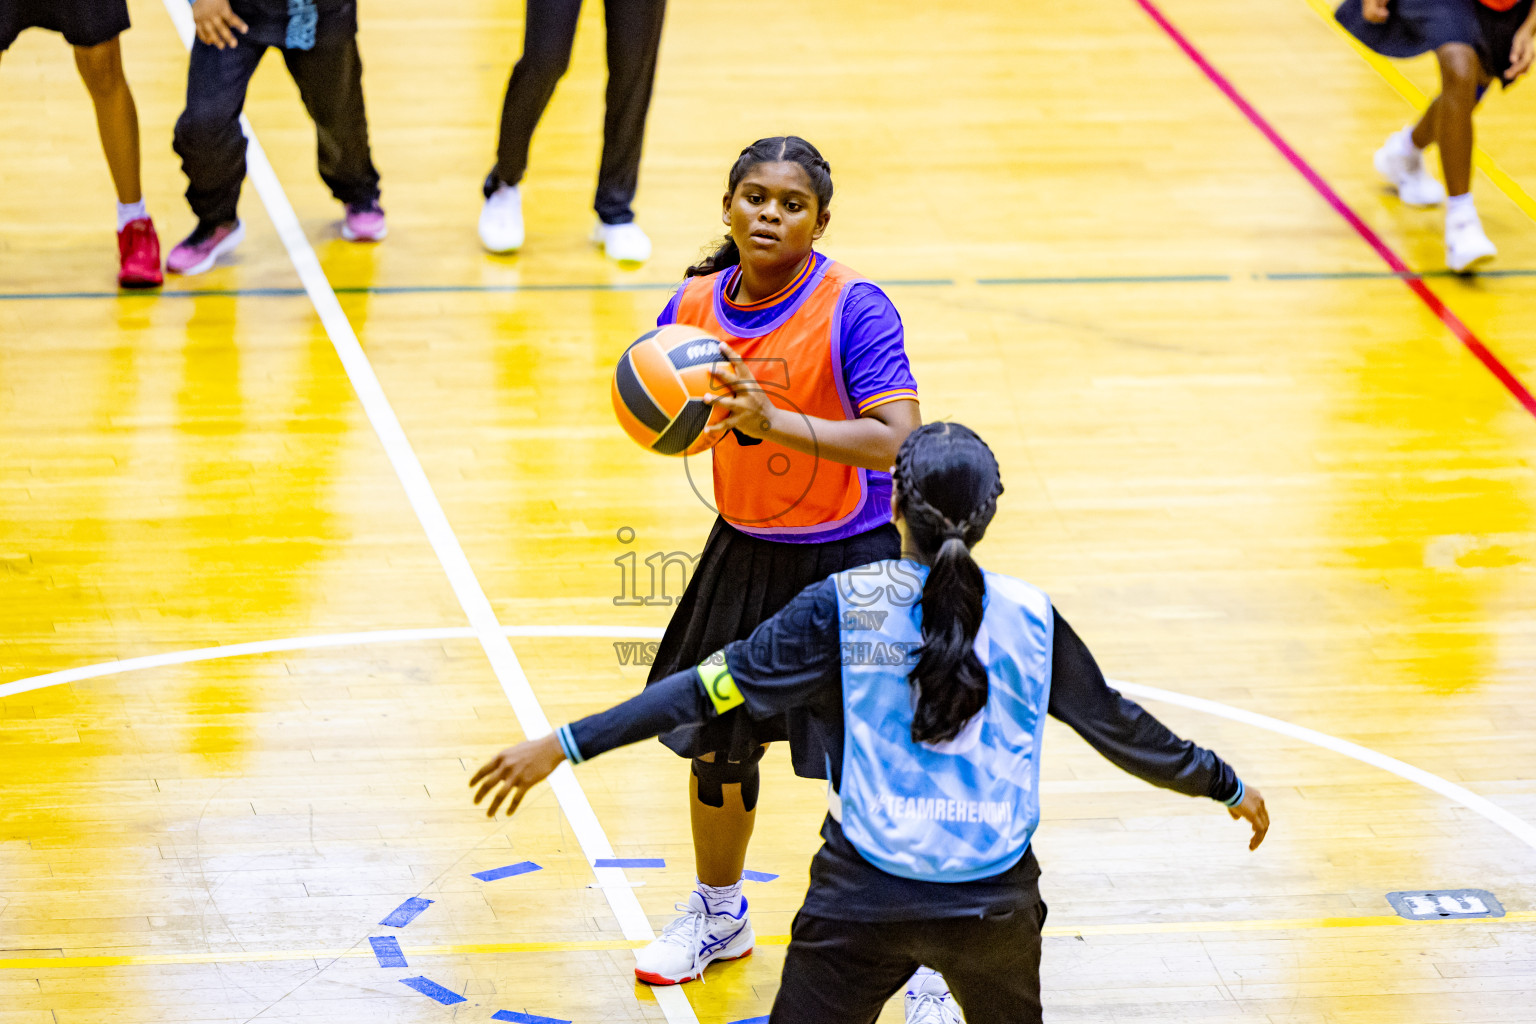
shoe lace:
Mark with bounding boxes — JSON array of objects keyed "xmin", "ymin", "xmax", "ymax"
[
  {"xmin": 656, "ymin": 902, "xmax": 711, "ymax": 984},
  {"xmin": 906, "ymin": 991, "xmax": 960, "ymax": 1024}
]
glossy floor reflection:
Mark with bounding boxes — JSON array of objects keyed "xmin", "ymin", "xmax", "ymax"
[{"xmin": 2, "ymin": 0, "xmax": 1535, "ymax": 1021}]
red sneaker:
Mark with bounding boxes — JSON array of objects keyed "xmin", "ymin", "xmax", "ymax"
[{"xmin": 117, "ymin": 217, "xmax": 164, "ymax": 289}]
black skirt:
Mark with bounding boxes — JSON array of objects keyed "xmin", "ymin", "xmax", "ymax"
[
  {"xmin": 1336, "ymin": 0, "xmax": 1536, "ymax": 83},
  {"xmin": 1, "ymin": 0, "xmax": 130, "ymax": 50},
  {"xmin": 646, "ymin": 516, "xmax": 901, "ymax": 777}
]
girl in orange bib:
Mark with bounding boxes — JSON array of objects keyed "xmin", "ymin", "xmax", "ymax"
[{"xmin": 632, "ymin": 136, "xmax": 923, "ymax": 988}]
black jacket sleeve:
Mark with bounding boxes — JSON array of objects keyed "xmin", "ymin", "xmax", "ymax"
[
  {"xmin": 1048, "ymin": 610, "xmax": 1242, "ymax": 803},
  {"xmin": 566, "ymin": 669, "xmax": 714, "ymax": 762},
  {"xmin": 564, "ymin": 579, "xmax": 844, "ymax": 761},
  {"xmin": 720, "ymin": 578, "xmax": 844, "ymax": 719}
]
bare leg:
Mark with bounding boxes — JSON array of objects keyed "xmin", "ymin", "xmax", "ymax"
[
  {"xmin": 1431, "ymin": 43, "xmax": 1483, "ymax": 196},
  {"xmin": 689, "ymin": 753, "xmax": 757, "ymax": 887},
  {"xmin": 73, "ymin": 37, "xmax": 142, "ymax": 204},
  {"xmin": 1410, "ymin": 95, "xmax": 1440, "ymax": 150}
]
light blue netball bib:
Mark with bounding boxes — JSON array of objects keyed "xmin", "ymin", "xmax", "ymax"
[{"xmin": 831, "ymin": 559, "xmax": 1053, "ymax": 882}]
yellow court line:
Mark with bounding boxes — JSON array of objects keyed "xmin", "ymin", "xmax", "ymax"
[
  {"xmin": 3, "ymin": 911, "xmax": 1532, "ymax": 970},
  {"xmin": 1298, "ymin": 0, "xmax": 1536, "ymax": 224}
]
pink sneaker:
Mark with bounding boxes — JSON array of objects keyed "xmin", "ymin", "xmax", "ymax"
[
  {"xmin": 341, "ymin": 201, "xmax": 387, "ymax": 242},
  {"xmin": 167, "ymin": 220, "xmax": 244, "ymax": 275}
]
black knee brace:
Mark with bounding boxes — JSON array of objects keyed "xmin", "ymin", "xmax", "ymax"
[{"xmin": 692, "ymin": 747, "xmax": 766, "ymax": 811}]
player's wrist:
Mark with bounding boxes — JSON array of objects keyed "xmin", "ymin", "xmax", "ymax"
[
  {"xmin": 554, "ymin": 724, "xmax": 583, "ymax": 764},
  {"xmin": 749, "ymin": 402, "xmax": 782, "ymax": 439},
  {"xmin": 1222, "ymin": 778, "xmax": 1246, "ymax": 808}
]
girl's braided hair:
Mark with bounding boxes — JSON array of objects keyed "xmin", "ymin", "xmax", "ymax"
[
  {"xmin": 894, "ymin": 422, "xmax": 1005, "ymax": 744},
  {"xmin": 686, "ymin": 136, "xmax": 834, "ymax": 278}
]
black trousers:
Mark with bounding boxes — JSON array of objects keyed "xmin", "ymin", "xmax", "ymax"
[
  {"xmin": 489, "ymin": 0, "xmax": 666, "ymax": 224},
  {"xmin": 174, "ymin": 36, "xmax": 380, "ymax": 227},
  {"xmin": 769, "ymin": 900, "xmax": 1048, "ymax": 1024}
]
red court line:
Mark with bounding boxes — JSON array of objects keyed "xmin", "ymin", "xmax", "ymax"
[{"xmin": 1132, "ymin": 0, "xmax": 1536, "ymax": 420}]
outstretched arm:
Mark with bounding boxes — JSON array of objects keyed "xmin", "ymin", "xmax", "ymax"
[
  {"xmin": 1048, "ymin": 610, "xmax": 1269, "ymax": 850},
  {"xmin": 472, "ymin": 580, "xmax": 845, "ymax": 817},
  {"xmin": 470, "ymin": 669, "xmax": 709, "ymax": 816}
]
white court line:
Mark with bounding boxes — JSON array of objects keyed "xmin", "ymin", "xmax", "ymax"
[
  {"xmin": 1113, "ymin": 679, "xmax": 1536, "ymax": 852},
  {"xmin": 0, "ymin": 625, "xmax": 667, "ymax": 700},
  {"xmin": 7, "ymin": 623, "xmax": 1536, "ymax": 857},
  {"xmin": 153, "ymin": 6, "xmax": 696, "ymax": 1020}
]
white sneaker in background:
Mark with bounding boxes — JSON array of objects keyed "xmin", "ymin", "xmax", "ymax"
[
  {"xmin": 479, "ymin": 183, "xmax": 525, "ymax": 254},
  {"xmin": 633, "ymin": 890, "xmax": 753, "ymax": 985},
  {"xmin": 905, "ymin": 967, "xmax": 964, "ymax": 1024},
  {"xmin": 1446, "ymin": 208, "xmax": 1497, "ymax": 273},
  {"xmin": 1374, "ymin": 129, "xmax": 1446, "ymax": 208},
  {"xmin": 593, "ymin": 220, "xmax": 652, "ymax": 264}
]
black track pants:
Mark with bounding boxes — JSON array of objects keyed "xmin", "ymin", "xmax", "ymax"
[
  {"xmin": 488, "ymin": 0, "xmax": 666, "ymax": 224},
  {"xmin": 768, "ymin": 899, "xmax": 1048, "ymax": 1024},
  {"xmin": 175, "ymin": 36, "xmax": 380, "ymax": 226}
]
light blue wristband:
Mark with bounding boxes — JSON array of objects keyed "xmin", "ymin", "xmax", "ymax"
[
  {"xmin": 1222, "ymin": 778, "xmax": 1246, "ymax": 807},
  {"xmin": 555, "ymin": 724, "xmax": 584, "ymax": 765}
]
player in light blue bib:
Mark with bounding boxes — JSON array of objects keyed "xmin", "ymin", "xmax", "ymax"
[{"xmin": 472, "ymin": 423, "xmax": 1271, "ymax": 1024}]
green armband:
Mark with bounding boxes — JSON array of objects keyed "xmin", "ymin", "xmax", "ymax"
[{"xmin": 697, "ymin": 659, "xmax": 745, "ymax": 715}]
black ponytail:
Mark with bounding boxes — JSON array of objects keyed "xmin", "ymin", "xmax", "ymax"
[
  {"xmin": 894, "ymin": 423, "xmax": 1004, "ymax": 745},
  {"xmin": 685, "ymin": 136, "xmax": 835, "ymax": 278}
]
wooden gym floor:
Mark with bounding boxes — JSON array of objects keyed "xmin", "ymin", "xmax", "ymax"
[{"xmin": 3, "ymin": 0, "xmax": 1535, "ymax": 1020}]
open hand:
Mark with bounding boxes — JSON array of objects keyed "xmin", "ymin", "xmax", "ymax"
[
  {"xmin": 1361, "ymin": 0, "xmax": 1390, "ymax": 24},
  {"xmin": 1507, "ymin": 24, "xmax": 1534, "ymax": 81},
  {"xmin": 700, "ymin": 341, "xmax": 779, "ymax": 443},
  {"xmin": 1227, "ymin": 785, "xmax": 1270, "ymax": 851},
  {"xmin": 192, "ymin": 0, "xmax": 248, "ymax": 48},
  {"xmin": 469, "ymin": 734, "xmax": 565, "ymax": 817}
]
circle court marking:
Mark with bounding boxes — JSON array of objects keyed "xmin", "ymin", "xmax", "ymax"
[{"xmin": 5, "ymin": 626, "xmax": 1533, "ymax": 854}]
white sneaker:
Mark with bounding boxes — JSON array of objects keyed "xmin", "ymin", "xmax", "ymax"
[
  {"xmin": 1446, "ymin": 211, "xmax": 1497, "ymax": 273},
  {"xmin": 592, "ymin": 220, "xmax": 652, "ymax": 264},
  {"xmin": 634, "ymin": 890, "xmax": 753, "ymax": 985},
  {"xmin": 1374, "ymin": 132, "xmax": 1446, "ymax": 208},
  {"xmin": 905, "ymin": 968, "xmax": 964, "ymax": 1024},
  {"xmin": 479, "ymin": 183, "xmax": 524, "ymax": 254}
]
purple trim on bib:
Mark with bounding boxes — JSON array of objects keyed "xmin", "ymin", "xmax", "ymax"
[{"xmin": 712, "ymin": 255, "xmax": 832, "ymax": 339}]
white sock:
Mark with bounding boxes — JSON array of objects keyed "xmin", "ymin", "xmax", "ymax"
[
  {"xmin": 696, "ymin": 879, "xmax": 743, "ymax": 916},
  {"xmin": 1447, "ymin": 192, "xmax": 1477, "ymax": 221},
  {"xmin": 117, "ymin": 199, "xmax": 147, "ymax": 231},
  {"xmin": 1394, "ymin": 126, "xmax": 1424, "ymax": 158}
]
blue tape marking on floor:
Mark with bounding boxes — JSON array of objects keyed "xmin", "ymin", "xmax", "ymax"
[
  {"xmin": 1262, "ymin": 270, "xmax": 1418, "ymax": 280},
  {"xmin": 338, "ymin": 282, "xmax": 678, "ymax": 294},
  {"xmin": 726, "ymin": 1016, "xmax": 771, "ymax": 1023},
  {"xmin": 492, "ymin": 1011, "xmax": 574, "ymax": 1024},
  {"xmin": 368, "ymin": 935, "xmax": 407, "ymax": 968},
  {"xmin": 9, "ymin": 270, "xmax": 1531, "ymax": 304},
  {"xmin": 400, "ymin": 976, "xmax": 466, "ymax": 1004},
  {"xmin": 976, "ymin": 274, "xmax": 1231, "ymax": 285},
  {"xmin": 0, "ymin": 276, "xmax": 988, "ymax": 303},
  {"xmin": 593, "ymin": 858, "xmax": 665, "ymax": 868},
  {"xmin": 741, "ymin": 870, "xmax": 779, "ymax": 882},
  {"xmin": 380, "ymin": 897, "xmax": 434, "ymax": 928},
  {"xmin": 473, "ymin": 861, "xmax": 542, "ymax": 882},
  {"xmin": 1264, "ymin": 268, "xmax": 1536, "ymax": 281}
]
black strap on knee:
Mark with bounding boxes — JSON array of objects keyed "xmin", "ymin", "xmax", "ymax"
[{"xmin": 692, "ymin": 746, "xmax": 766, "ymax": 811}]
